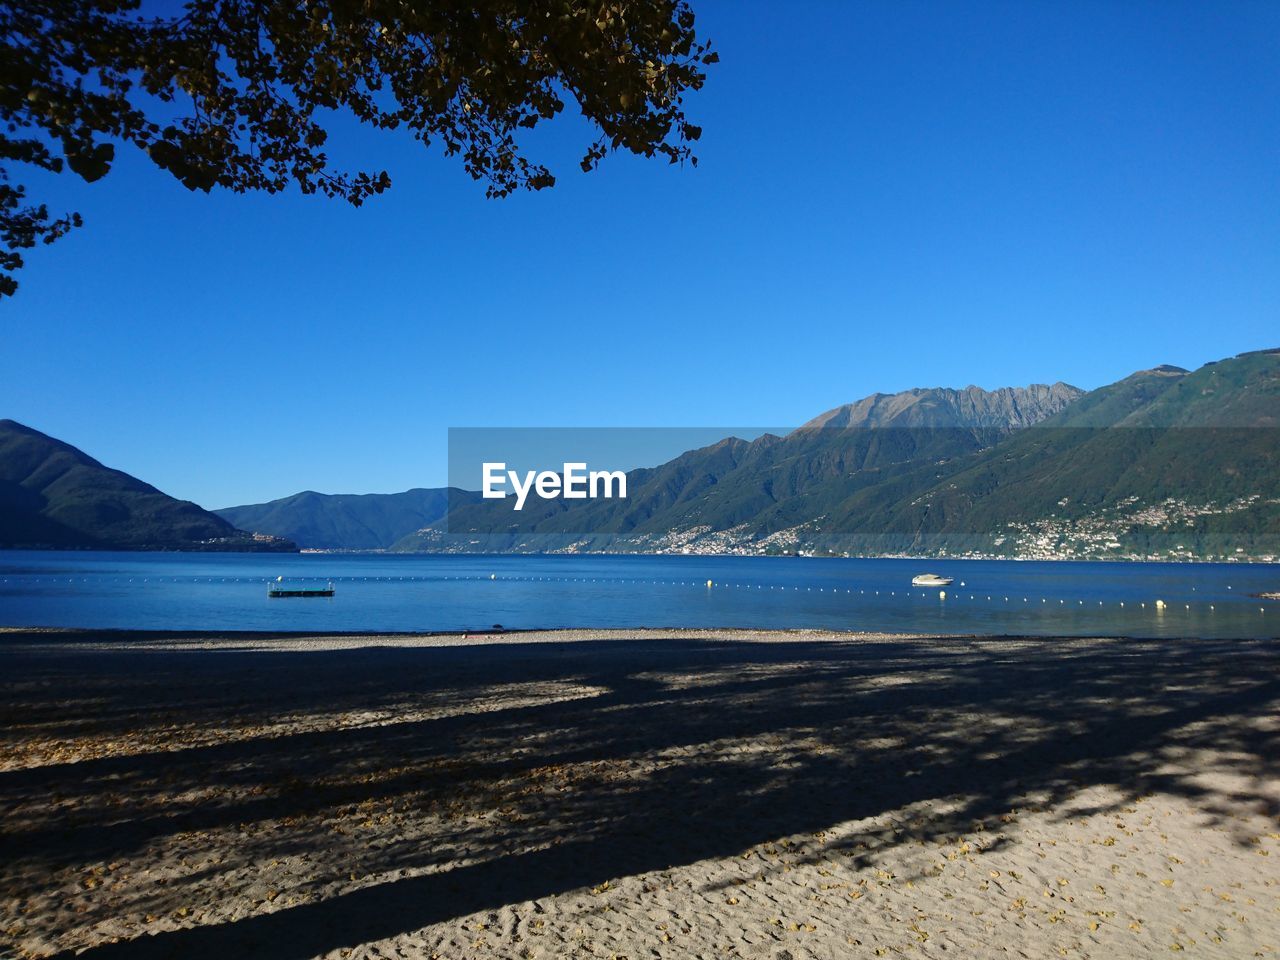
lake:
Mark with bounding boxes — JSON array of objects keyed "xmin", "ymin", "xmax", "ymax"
[{"xmin": 1, "ymin": 551, "xmax": 1278, "ymax": 638}]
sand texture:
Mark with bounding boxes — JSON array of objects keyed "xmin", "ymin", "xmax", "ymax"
[{"xmin": 1, "ymin": 628, "xmax": 1278, "ymax": 959}]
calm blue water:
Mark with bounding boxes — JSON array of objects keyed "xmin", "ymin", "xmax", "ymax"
[{"xmin": 0, "ymin": 551, "xmax": 1277, "ymax": 639}]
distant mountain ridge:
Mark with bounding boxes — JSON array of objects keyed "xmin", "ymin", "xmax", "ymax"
[
  {"xmin": 791, "ymin": 352, "xmax": 1280, "ymax": 559},
  {"xmin": 391, "ymin": 380, "xmax": 1093, "ymax": 553},
  {"xmin": 393, "ymin": 351, "xmax": 1280, "ymax": 561},
  {"xmin": 800, "ymin": 382, "xmax": 1083, "ymax": 430},
  {"xmin": 19, "ymin": 349, "xmax": 1273, "ymax": 560},
  {"xmin": 0, "ymin": 420, "xmax": 294, "ymax": 551},
  {"xmin": 219, "ymin": 382, "xmax": 1082, "ymax": 552},
  {"xmin": 216, "ymin": 488, "xmax": 457, "ymax": 550}
]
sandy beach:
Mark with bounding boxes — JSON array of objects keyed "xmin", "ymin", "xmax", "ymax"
[{"xmin": 1, "ymin": 627, "xmax": 1277, "ymax": 959}]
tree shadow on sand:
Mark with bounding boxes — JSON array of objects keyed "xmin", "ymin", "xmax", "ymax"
[{"xmin": 0, "ymin": 632, "xmax": 1276, "ymax": 959}]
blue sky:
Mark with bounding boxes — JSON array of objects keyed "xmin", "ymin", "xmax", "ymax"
[{"xmin": 3, "ymin": 0, "xmax": 1278, "ymax": 508}]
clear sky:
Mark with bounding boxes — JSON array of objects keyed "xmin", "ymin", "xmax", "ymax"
[{"xmin": 3, "ymin": 0, "xmax": 1278, "ymax": 508}]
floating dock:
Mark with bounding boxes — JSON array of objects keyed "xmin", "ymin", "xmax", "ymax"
[{"xmin": 268, "ymin": 578, "xmax": 335, "ymax": 598}]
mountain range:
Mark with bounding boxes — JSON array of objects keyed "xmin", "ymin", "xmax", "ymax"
[
  {"xmin": 0, "ymin": 420, "xmax": 294, "ymax": 551},
  {"xmin": 210, "ymin": 380, "xmax": 1084, "ymax": 551},
  {"xmin": 5, "ymin": 349, "xmax": 1277, "ymax": 559},
  {"xmin": 394, "ymin": 350, "xmax": 1280, "ymax": 561},
  {"xmin": 216, "ymin": 488, "xmax": 457, "ymax": 550}
]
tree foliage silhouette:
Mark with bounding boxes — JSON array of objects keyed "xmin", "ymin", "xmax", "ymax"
[{"xmin": 0, "ymin": 0, "xmax": 715, "ymax": 296}]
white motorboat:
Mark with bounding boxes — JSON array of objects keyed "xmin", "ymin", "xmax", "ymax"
[{"xmin": 911, "ymin": 573, "xmax": 954, "ymax": 587}]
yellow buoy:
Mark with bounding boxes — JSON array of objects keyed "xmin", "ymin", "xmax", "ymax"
[{"xmin": 706, "ymin": 579, "xmax": 713, "ymax": 588}]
